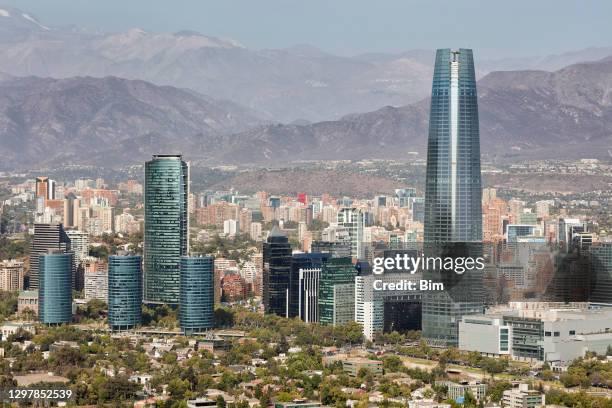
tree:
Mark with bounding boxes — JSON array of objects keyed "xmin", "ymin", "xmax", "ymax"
[
  {"xmin": 216, "ymin": 395, "xmax": 226, "ymax": 408},
  {"xmin": 167, "ymin": 378, "xmax": 190, "ymax": 400}
]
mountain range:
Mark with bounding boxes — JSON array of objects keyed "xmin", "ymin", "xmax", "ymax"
[
  {"xmin": 1, "ymin": 6, "xmax": 612, "ymax": 122},
  {"xmin": 0, "ymin": 6, "xmax": 611, "ymax": 168}
]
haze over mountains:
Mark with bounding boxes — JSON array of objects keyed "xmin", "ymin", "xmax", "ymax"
[{"xmin": 0, "ymin": 6, "xmax": 611, "ymax": 168}]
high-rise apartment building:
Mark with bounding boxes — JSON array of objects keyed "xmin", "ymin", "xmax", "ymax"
[
  {"xmin": 143, "ymin": 155, "xmax": 189, "ymax": 304},
  {"xmin": 337, "ymin": 208, "xmax": 365, "ymax": 260},
  {"xmin": 422, "ymin": 49, "xmax": 484, "ymax": 346}
]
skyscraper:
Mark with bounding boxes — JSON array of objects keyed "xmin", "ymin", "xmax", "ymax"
[
  {"xmin": 288, "ymin": 252, "xmax": 330, "ymax": 320},
  {"xmin": 29, "ymin": 223, "xmax": 71, "ymax": 289},
  {"xmin": 422, "ymin": 48, "xmax": 484, "ymax": 346},
  {"xmin": 143, "ymin": 155, "xmax": 189, "ymax": 304},
  {"xmin": 39, "ymin": 251, "xmax": 73, "ymax": 325},
  {"xmin": 179, "ymin": 256, "xmax": 214, "ymax": 335},
  {"xmin": 318, "ymin": 257, "xmax": 356, "ymax": 325},
  {"xmin": 337, "ymin": 208, "xmax": 365, "ymax": 260},
  {"xmin": 108, "ymin": 255, "xmax": 142, "ymax": 331},
  {"xmin": 262, "ymin": 226, "xmax": 292, "ymax": 317}
]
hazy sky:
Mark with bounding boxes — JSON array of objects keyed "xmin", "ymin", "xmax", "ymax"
[{"xmin": 3, "ymin": 0, "xmax": 612, "ymax": 57}]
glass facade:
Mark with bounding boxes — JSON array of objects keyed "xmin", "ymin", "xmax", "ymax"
[
  {"xmin": 590, "ymin": 243, "xmax": 612, "ymax": 304},
  {"xmin": 263, "ymin": 226, "xmax": 292, "ymax": 317},
  {"xmin": 39, "ymin": 252, "xmax": 73, "ymax": 325},
  {"xmin": 108, "ymin": 255, "xmax": 142, "ymax": 330},
  {"xmin": 318, "ymin": 257, "xmax": 356, "ymax": 325},
  {"xmin": 144, "ymin": 155, "xmax": 189, "ymax": 304},
  {"xmin": 179, "ymin": 256, "xmax": 214, "ymax": 335},
  {"xmin": 422, "ymin": 49, "xmax": 484, "ymax": 346},
  {"xmin": 289, "ymin": 252, "xmax": 330, "ymax": 319}
]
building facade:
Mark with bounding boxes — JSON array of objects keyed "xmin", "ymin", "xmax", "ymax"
[
  {"xmin": 108, "ymin": 255, "xmax": 142, "ymax": 331},
  {"xmin": 179, "ymin": 256, "xmax": 214, "ymax": 335},
  {"xmin": 263, "ymin": 226, "xmax": 292, "ymax": 317},
  {"xmin": 39, "ymin": 252, "xmax": 73, "ymax": 325},
  {"xmin": 318, "ymin": 257, "xmax": 356, "ymax": 325},
  {"xmin": 422, "ymin": 48, "xmax": 484, "ymax": 346},
  {"xmin": 143, "ymin": 155, "xmax": 189, "ymax": 304}
]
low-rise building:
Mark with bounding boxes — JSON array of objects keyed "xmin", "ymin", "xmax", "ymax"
[
  {"xmin": 436, "ymin": 381, "xmax": 487, "ymax": 402},
  {"xmin": 502, "ymin": 384, "xmax": 545, "ymax": 408},
  {"xmin": 459, "ymin": 302, "xmax": 612, "ymax": 362},
  {"xmin": 0, "ymin": 322, "xmax": 35, "ymax": 341},
  {"xmin": 17, "ymin": 290, "xmax": 38, "ymax": 315}
]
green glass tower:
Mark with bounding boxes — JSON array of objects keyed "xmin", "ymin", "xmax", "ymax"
[
  {"xmin": 318, "ymin": 257, "xmax": 356, "ymax": 325},
  {"xmin": 144, "ymin": 155, "xmax": 189, "ymax": 304},
  {"xmin": 108, "ymin": 255, "xmax": 142, "ymax": 331},
  {"xmin": 180, "ymin": 256, "xmax": 214, "ymax": 335},
  {"xmin": 422, "ymin": 49, "xmax": 484, "ymax": 346},
  {"xmin": 39, "ymin": 251, "xmax": 73, "ymax": 325}
]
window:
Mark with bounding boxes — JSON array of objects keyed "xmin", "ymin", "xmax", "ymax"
[
  {"xmin": 569, "ymin": 330, "xmax": 575, "ymax": 335},
  {"xmin": 544, "ymin": 331, "xmax": 551, "ymax": 337},
  {"xmin": 554, "ymin": 332, "xmax": 560, "ymax": 337}
]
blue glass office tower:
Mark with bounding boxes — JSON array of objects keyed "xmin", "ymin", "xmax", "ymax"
[
  {"xmin": 422, "ymin": 49, "xmax": 484, "ymax": 346},
  {"xmin": 179, "ymin": 256, "xmax": 214, "ymax": 335},
  {"xmin": 144, "ymin": 155, "xmax": 189, "ymax": 304},
  {"xmin": 39, "ymin": 251, "xmax": 73, "ymax": 325},
  {"xmin": 108, "ymin": 255, "xmax": 142, "ymax": 331},
  {"xmin": 263, "ymin": 226, "xmax": 292, "ymax": 317}
]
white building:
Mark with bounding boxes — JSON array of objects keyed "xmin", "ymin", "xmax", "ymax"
[
  {"xmin": 459, "ymin": 302, "xmax": 612, "ymax": 362},
  {"xmin": 355, "ymin": 274, "xmax": 383, "ymax": 340},
  {"xmin": 223, "ymin": 219, "xmax": 239, "ymax": 236},
  {"xmin": 84, "ymin": 270, "xmax": 108, "ymax": 302},
  {"xmin": 66, "ymin": 230, "xmax": 89, "ymax": 266},
  {"xmin": 502, "ymin": 384, "xmax": 544, "ymax": 408}
]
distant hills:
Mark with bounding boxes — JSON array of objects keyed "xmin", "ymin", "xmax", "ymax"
[
  {"xmin": 1, "ymin": 6, "xmax": 612, "ymax": 122},
  {"xmin": 0, "ymin": 75, "xmax": 266, "ymax": 168},
  {"xmin": 214, "ymin": 58, "xmax": 612, "ymax": 164},
  {"xmin": 0, "ymin": 6, "xmax": 611, "ymax": 169}
]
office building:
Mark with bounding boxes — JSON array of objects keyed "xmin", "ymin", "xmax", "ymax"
[
  {"xmin": 39, "ymin": 251, "xmax": 73, "ymax": 325},
  {"xmin": 337, "ymin": 208, "xmax": 365, "ymax": 260},
  {"xmin": 590, "ymin": 243, "xmax": 612, "ymax": 304},
  {"xmin": 289, "ymin": 252, "xmax": 330, "ymax": 319},
  {"xmin": 179, "ymin": 256, "xmax": 214, "ymax": 334},
  {"xmin": 318, "ymin": 257, "xmax": 356, "ymax": 325},
  {"xmin": 263, "ymin": 226, "xmax": 292, "ymax": 317},
  {"xmin": 108, "ymin": 255, "xmax": 142, "ymax": 331},
  {"xmin": 311, "ymin": 241, "xmax": 352, "ymax": 258},
  {"xmin": 143, "ymin": 155, "xmax": 189, "ymax": 304},
  {"xmin": 459, "ymin": 302, "xmax": 612, "ymax": 362},
  {"xmin": 29, "ymin": 223, "xmax": 71, "ymax": 289},
  {"xmin": 422, "ymin": 48, "xmax": 484, "ymax": 346}
]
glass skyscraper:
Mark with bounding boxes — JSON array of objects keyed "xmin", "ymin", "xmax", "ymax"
[
  {"xmin": 108, "ymin": 255, "xmax": 142, "ymax": 331},
  {"xmin": 288, "ymin": 252, "xmax": 330, "ymax": 319},
  {"xmin": 39, "ymin": 251, "xmax": 73, "ymax": 325},
  {"xmin": 179, "ymin": 255, "xmax": 215, "ymax": 335},
  {"xmin": 144, "ymin": 155, "xmax": 189, "ymax": 304},
  {"xmin": 422, "ymin": 49, "xmax": 484, "ymax": 346},
  {"xmin": 318, "ymin": 257, "xmax": 356, "ymax": 325},
  {"xmin": 263, "ymin": 226, "xmax": 292, "ymax": 317}
]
